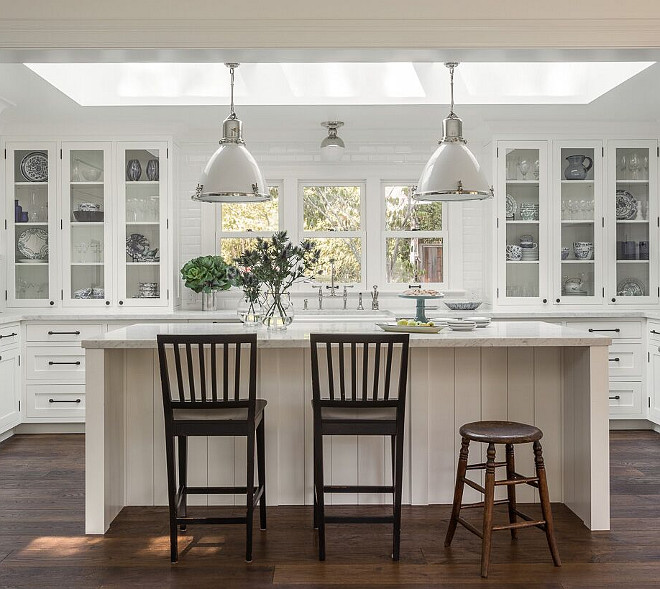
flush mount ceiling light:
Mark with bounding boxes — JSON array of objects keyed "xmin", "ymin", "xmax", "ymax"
[
  {"xmin": 414, "ymin": 62, "xmax": 493, "ymax": 202},
  {"xmin": 192, "ymin": 63, "xmax": 269, "ymax": 203},
  {"xmin": 320, "ymin": 121, "xmax": 345, "ymax": 161}
]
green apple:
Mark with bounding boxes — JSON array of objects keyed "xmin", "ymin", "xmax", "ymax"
[
  {"xmin": 407, "ymin": 320, "xmax": 417, "ymax": 326},
  {"xmin": 397, "ymin": 319, "xmax": 408, "ymax": 326}
]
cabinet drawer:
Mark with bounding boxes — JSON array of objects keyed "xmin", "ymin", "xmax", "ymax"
[
  {"xmin": 566, "ymin": 320, "xmax": 641, "ymax": 340},
  {"xmin": 26, "ymin": 384, "xmax": 85, "ymax": 419},
  {"xmin": 25, "ymin": 346, "xmax": 85, "ymax": 382},
  {"xmin": 608, "ymin": 381, "xmax": 642, "ymax": 416},
  {"xmin": 608, "ymin": 343, "xmax": 642, "ymax": 378},
  {"xmin": 26, "ymin": 323, "xmax": 104, "ymax": 343},
  {"xmin": 0, "ymin": 323, "xmax": 20, "ymax": 348}
]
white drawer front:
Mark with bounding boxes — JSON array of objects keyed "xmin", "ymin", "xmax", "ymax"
[
  {"xmin": 26, "ymin": 384, "xmax": 85, "ymax": 419},
  {"xmin": 0, "ymin": 323, "xmax": 20, "ymax": 348},
  {"xmin": 26, "ymin": 323, "xmax": 104, "ymax": 343},
  {"xmin": 608, "ymin": 343, "xmax": 642, "ymax": 378},
  {"xmin": 25, "ymin": 346, "xmax": 85, "ymax": 382},
  {"xmin": 608, "ymin": 382, "xmax": 642, "ymax": 416},
  {"xmin": 566, "ymin": 320, "xmax": 642, "ymax": 340}
]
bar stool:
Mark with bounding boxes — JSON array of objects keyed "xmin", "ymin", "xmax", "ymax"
[
  {"xmin": 157, "ymin": 333, "xmax": 267, "ymax": 563},
  {"xmin": 310, "ymin": 333, "xmax": 410, "ymax": 561},
  {"xmin": 445, "ymin": 421, "xmax": 561, "ymax": 578}
]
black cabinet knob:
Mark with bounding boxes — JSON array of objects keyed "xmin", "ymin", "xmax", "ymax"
[
  {"xmin": 611, "ymin": 298, "xmax": 616, "ymax": 303},
  {"xmin": 119, "ymin": 300, "xmax": 124, "ymax": 306},
  {"xmin": 49, "ymin": 301, "xmax": 54, "ymax": 306},
  {"xmin": 542, "ymin": 298, "xmax": 548, "ymax": 303},
  {"xmin": 105, "ymin": 301, "xmax": 110, "ymax": 306},
  {"xmin": 556, "ymin": 298, "xmax": 560, "ymax": 303}
]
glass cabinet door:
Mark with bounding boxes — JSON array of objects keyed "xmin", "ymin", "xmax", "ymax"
[
  {"xmin": 553, "ymin": 141, "xmax": 603, "ymax": 304},
  {"xmin": 497, "ymin": 141, "xmax": 548, "ymax": 305},
  {"xmin": 607, "ymin": 140, "xmax": 658, "ymax": 303},
  {"xmin": 5, "ymin": 142, "xmax": 57, "ymax": 307},
  {"xmin": 117, "ymin": 142, "xmax": 168, "ymax": 306},
  {"xmin": 61, "ymin": 143, "xmax": 112, "ymax": 306}
]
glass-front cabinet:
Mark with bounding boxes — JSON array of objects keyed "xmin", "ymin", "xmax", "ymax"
[
  {"xmin": 496, "ymin": 141, "xmax": 549, "ymax": 305},
  {"xmin": 117, "ymin": 142, "xmax": 168, "ymax": 306},
  {"xmin": 553, "ymin": 141, "xmax": 603, "ymax": 304},
  {"xmin": 61, "ymin": 142, "xmax": 112, "ymax": 306},
  {"xmin": 607, "ymin": 140, "xmax": 658, "ymax": 304},
  {"xmin": 5, "ymin": 142, "xmax": 57, "ymax": 307}
]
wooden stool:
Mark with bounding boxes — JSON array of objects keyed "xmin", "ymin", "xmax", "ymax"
[{"xmin": 445, "ymin": 421, "xmax": 561, "ymax": 578}]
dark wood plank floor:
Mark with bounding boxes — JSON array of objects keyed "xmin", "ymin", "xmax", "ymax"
[{"xmin": 0, "ymin": 431, "xmax": 658, "ymax": 588}]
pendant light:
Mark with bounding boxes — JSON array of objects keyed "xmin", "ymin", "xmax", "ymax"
[
  {"xmin": 320, "ymin": 121, "xmax": 345, "ymax": 161},
  {"xmin": 414, "ymin": 63, "xmax": 493, "ymax": 202},
  {"xmin": 193, "ymin": 63, "xmax": 270, "ymax": 203}
]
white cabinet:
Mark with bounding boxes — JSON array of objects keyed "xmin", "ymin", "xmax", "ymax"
[
  {"xmin": 0, "ymin": 327, "xmax": 21, "ymax": 435},
  {"xmin": 648, "ymin": 321, "xmax": 660, "ymax": 423}
]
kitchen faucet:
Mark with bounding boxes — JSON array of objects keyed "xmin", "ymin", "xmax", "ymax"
[
  {"xmin": 326, "ymin": 258, "xmax": 339, "ymax": 297},
  {"xmin": 310, "ymin": 284, "xmax": 324, "ymax": 310},
  {"xmin": 342, "ymin": 285, "xmax": 354, "ymax": 310},
  {"xmin": 371, "ymin": 285, "xmax": 379, "ymax": 310}
]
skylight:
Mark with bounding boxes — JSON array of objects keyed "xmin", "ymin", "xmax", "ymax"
[{"xmin": 24, "ymin": 62, "xmax": 654, "ymax": 106}]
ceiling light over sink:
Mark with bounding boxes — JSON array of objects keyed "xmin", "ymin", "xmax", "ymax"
[
  {"xmin": 193, "ymin": 63, "xmax": 270, "ymax": 204},
  {"xmin": 320, "ymin": 121, "xmax": 345, "ymax": 161},
  {"xmin": 414, "ymin": 62, "xmax": 493, "ymax": 202}
]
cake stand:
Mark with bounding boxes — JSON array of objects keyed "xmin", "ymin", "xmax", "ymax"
[{"xmin": 398, "ymin": 293, "xmax": 445, "ymax": 323}]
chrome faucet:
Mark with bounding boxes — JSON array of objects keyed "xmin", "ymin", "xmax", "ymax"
[
  {"xmin": 311, "ymin": 284, "xmax": 323, "ymax": 310},
  {"xmin": 371, "ymin": 285, "xmax": 379, "ymax": 310},
  {"xmin": 326, "ymin": 258, "xmax": 339, "ymax": 297},
  {"xmin": 342, "ymin": 285, "xmax": 354, "ymax": 310},
  {"xmin": 357, "ymin": 292, "xmax": 364, "ymax": 311}
]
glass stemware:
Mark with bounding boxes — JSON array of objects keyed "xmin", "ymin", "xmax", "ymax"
[
  {"xmin": 518, "ymin": 160, "xmax": 530, "ymax": 180},
  {"xmin": 619, "ymin": 154, "xmax": 627, "ymax": 180},
  {"xmin": 533, "ymin": 159, "xmax": 540, "ymax": 180},
  {"xmin": 628, "ymin": 152, "xmax": 641, "ymax": 180}
]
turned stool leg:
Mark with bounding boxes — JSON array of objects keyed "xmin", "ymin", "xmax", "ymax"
[
  {"xmin": 481, "ymin": 442, "xmax": 497, "ymax": 579},
  {"xmin": 534, "ymin": 441, "xmax": 561, "ymax": 567},
  {"xmin": 505, "ymin": 443, "xmax": 517, "ymax": 540},
  {"xmin": 445, "ymin": 437, "xmax": 470, "ymax": 547}
]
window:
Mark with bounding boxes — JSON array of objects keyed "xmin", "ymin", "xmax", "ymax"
[
  {"xmin": 217, "ymin": 185, "xmax": 280, "ymax": 262},
  {"xmin": 383, "ymin": 184, "xmax": 446, "ymax": 285},
  {"xmin": 301, "ymin": 183, "xmax": 364, "ymax": 284}
]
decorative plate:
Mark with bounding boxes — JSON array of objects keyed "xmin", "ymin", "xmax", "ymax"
[
  {"xmin": 617, "ymin": 278, "xmax": 645, "ymax": 297},
  {"xmin": 616, "ymin": 190, "xmax": 637, "ymax": 220},
  {"xmin": 20, "ymin": 152, "xmax": 48, "ymax": 182},
  {"xmin": 444, "ymin": 301, "xmax": 482, "ymax": 311},
  {"xmin": 377, "ymin": 323, "xmax": 443, "ymax": 334},
  {"xmin": 505, "ymin": 194, "xmax": 517, "ymax": 218},
  {"xmin": 17, "ymin": 227, "xmax": 48, "ymax": 260},
  {"xmin": 126, "ymin": 233, "xmax": 150, "ymax": 261}
]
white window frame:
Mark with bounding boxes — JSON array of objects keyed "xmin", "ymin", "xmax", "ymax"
[
  {"xmin": 215, "ymin": 180, "xmax": 283, "ymax": 256},
  {"xmin": 379, "ymin": 181, "xmax": 454, "ymax": 291},
  {"xmin": 298, "ymin": 180, "xmax": 367, "ymax": 289}
]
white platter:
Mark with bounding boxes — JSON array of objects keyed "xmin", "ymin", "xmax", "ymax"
[{"xmin": 376, "ymin": 322, "xmax": 443, "ymax": 334}]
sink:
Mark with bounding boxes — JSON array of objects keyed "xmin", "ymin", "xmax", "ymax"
[{"xmin": 295, "ymin": 309, "xmax": 394, "ymax": 322}]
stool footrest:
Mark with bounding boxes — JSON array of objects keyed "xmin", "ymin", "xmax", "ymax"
[
  {"xmin": 325, "ymin": 515, "xmax": 394, "ymax": 524},
  {"xmin": 495, "ymin": 475, "xmax": 539, "ymax": 487},
  {"xmin": 492, "ymin": 520, "xmax": 546, "ymax": 532},
  {"xmin": 456, "ymin": 516, "xmax": 483, "ymax": 539},
  {"xmin": 461, "ymin": 477, "xmax": 486, "ymax": 494},
  {"xmin": 176, "ymin": 516, "xmax": 246, "ymax": 525},
  {"xmin": 466, "ymin": 461, "xmax": 507, "ymax": 470},
  {"xmin": 323, "ymin": 485, "xmax": 394, "ymax": 494},
  {"xmin": 460, "ymin": 499, "xmax": 510, "ymax": 510},
  {"xmin": 185, "ymin": 486, "xmax": 256, "ymax": 494}
]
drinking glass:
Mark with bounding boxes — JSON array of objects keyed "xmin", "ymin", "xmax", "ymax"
[
  {"xmin": 619, "ymin": 154, "xmax": 627, "ymax": 180},
  {"xmin": 75, "ymin": 242, "xmax": 89, "ymax": 263},
  {"xmin": 518, "ymin": 160, "xmax": 530, "ymax": 180},
  {"xmin": 629, "ymin": 152, "xmax": 641, "ymax": 180},
  {"xmin": 533, "ymin": 159, "xmax": 540, "ymax": 180}
]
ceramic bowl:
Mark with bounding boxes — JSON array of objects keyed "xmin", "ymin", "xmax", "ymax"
[
  {"xmin": 561, "ymin": 247, "xmax": 570, "ymax": 260},
  {"xmin": 444, "ymin": 301, "xmax": 482, "ymax": 311},
  {"xmin": 573, "ymin": 241, "xmax": 594, "ymax": 260},
  {"xmin": 78, "ymin": 202, "xmax": 101, "ymax": 212},
  {"xmin": 506, "ymin": 244, "xmax": 523, "ymax": 261}
]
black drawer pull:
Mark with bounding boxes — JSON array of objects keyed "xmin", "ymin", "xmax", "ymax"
[
  {"xmin": 47, "ymin": 330, "xmax": 81, "ymax": 335},
  {"xmin": 48, "ymin": 361, "xmax": 81, "ymax": 366},
  {"xmin": 0, "ymin": 333, "xmax": 17, "ymax": 339},
  {"xmin": 609, "ymin": 395, "xmax": 621, "ymax": 400},
  {"xmin": 651, "ymin": 330, "xmax": 660, "ymax": 335},
  {"xmin": 49, "ymin": 398, "xmax": 81, "ymax": 404},
  {"xmin": 609, "ymin": 357, "xmax": 620, "ymax": 362},
  {"xmin": 588, "ymin": 328, "xmax": 620, "ymax": 333}
]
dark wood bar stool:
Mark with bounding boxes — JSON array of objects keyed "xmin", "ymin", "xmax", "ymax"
[
  {"xmin": 310, "ymin": 333, "xmax": 410, "ymax": 561},
  {"xmin": 445, "ymin": 421, "xmax": 561, "ymax": 578},
  {"xmin": 157, "ymin": 333, "xmax": 267, "ymax": 563}
]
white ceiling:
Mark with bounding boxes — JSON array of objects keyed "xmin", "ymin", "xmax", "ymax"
[{"xmin": 1, "ymin": 56, "xmax": 660, "ymax": 144}]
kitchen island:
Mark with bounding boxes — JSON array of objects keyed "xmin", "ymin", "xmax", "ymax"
[{"xmin": 82, "ymin": 321, "xmax": 611, "ymax": 535}]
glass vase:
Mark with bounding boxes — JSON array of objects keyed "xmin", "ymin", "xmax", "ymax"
[
  {"xmin": 201, "ymin": 291, "xmax": 216, "ymax": 311},
  {"xmin": 261, "ymin": 291, "xmax": 294, "ymax": 330},
  {"xmin": 237, "ymin": 295, "xmax": 263, "ymax": 328}
]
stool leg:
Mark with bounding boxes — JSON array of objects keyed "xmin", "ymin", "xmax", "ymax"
[
  {"xmin": 245, "ymin": 428, "xmax": 256, "ymax": 563},
  {"xmin": 534, "ymin": 441, "xmax": 561, "ymax": 567},
  {"xmin": 505, "ymin": 443, "xmax": 517, "ymax": 540},
  {"xmin": 481, "ymin": 442, "xmax": 496, "ymax": 579},
  {"xmin": 165, "ymin": 432, "xmax": 178, "ymax": 563},
  {"xmin": 257, "ymin": 415, "xmax": 267, "ymax": 531},
  {"xmin": 178, "ymin": 436, "xmax": 188, "ymax": 532},
  {"xmin": 392, "ymin": 432, "xmax": 405, "ymax": 561},
  {"xmin": 313, "ymin": 416, "xmax": 326, "ymax": 560},
  {"xmin": 445, "ymin": 437, "xmax": 470, "ymax": 547}
]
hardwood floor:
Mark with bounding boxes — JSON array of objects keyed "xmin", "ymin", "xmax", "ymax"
[{"xmin": 0, "ymin": 431, "xmax": 658, "ymax": 587}]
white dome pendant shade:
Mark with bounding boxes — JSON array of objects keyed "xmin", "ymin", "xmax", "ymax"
[
  {"xmin": 414, "ymin": 63, "xmax": 493, "ymax": 202},
  {"xmin": 193, "ymin": 63, "xmax": 270, "ymax": 203},
  {"xmin": 320, "ymin": 121, "xmax": 345, "ymax": 161}
]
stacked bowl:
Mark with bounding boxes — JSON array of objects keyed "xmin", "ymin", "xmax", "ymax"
[{"xmin": 520, "ymin": 234, "xmax": 539, "ymax": 261}]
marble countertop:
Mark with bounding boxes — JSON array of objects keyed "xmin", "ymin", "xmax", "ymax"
[{"xmin": 81, "ymin": 320, "xmax": 611, "ymax": 349}]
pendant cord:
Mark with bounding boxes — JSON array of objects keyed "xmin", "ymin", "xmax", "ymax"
[
  {"xmin": 449, "ymin": 64, "xmax": 455, "ymax": 117},
  {"xmin": 229, "ymin": 64, "xmax": 237, "ymax": 120}
]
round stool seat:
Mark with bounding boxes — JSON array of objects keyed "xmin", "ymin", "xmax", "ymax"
[{"xmin": 459, "ymin": 421, "xmax": 543, "ymax": 444}]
